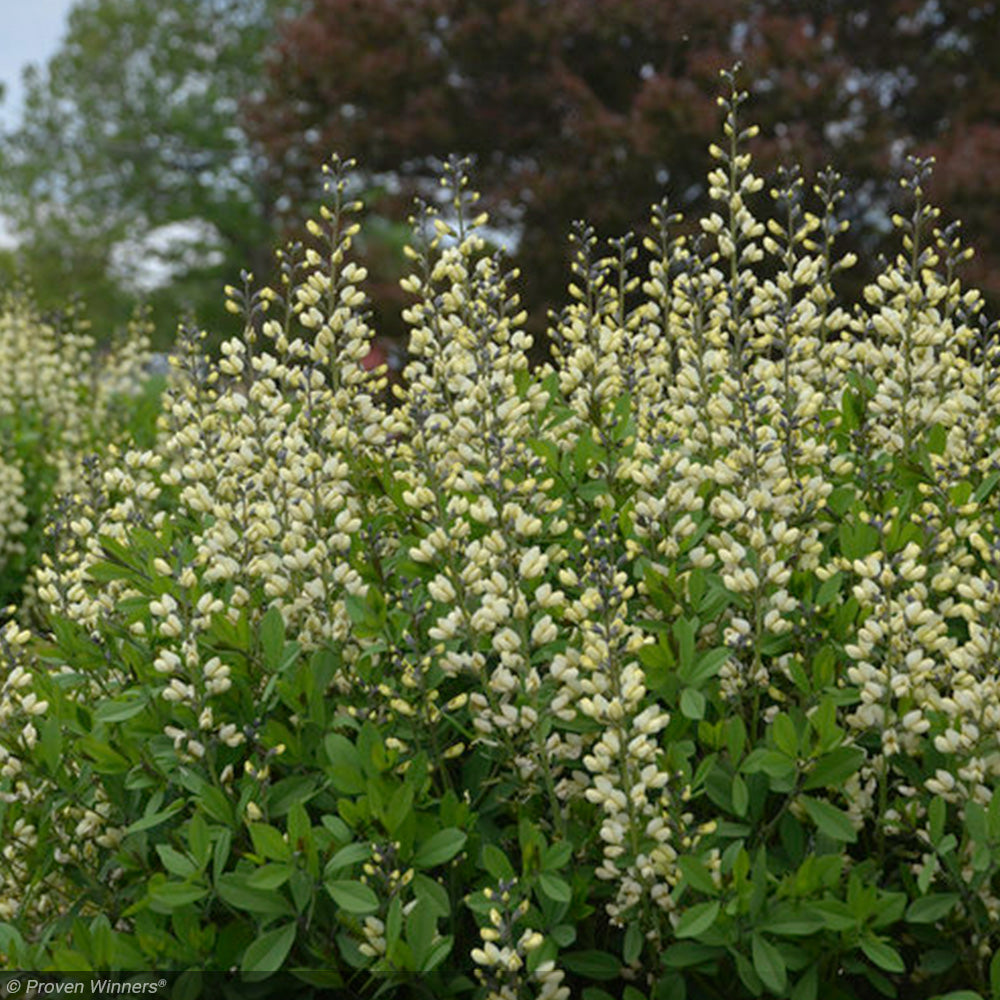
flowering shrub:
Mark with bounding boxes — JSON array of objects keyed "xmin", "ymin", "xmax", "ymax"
[
  {"xmin": 0, "ymin": 295, "xmax": 154, "ymax": 611},
  {"xmin": 2, "ymin": 72, "xmax": 1000, "ymax": 998}
]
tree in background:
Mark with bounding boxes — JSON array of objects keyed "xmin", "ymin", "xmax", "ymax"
[
  {"xmin": 0, "ymin": 0, "xmax": 302, "ymax": 345},
  {"xmin": 247, "ymin": 0, "xmax": 1000, "ymax": 344},
  {"xmin": 770, "ymin": 0, "xmax": 1000, "ymax": 301},
  {"xmin": 246, "ymin": 0, "xmax": 755, "ymax": 343},
  {"xmin": 1, "ymin": 0, "xmax": 996, "ymax": 351}
]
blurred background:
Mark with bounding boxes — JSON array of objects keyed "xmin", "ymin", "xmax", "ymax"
[{"xmin": 1, "ymin": 0, "xmax": 997, "ymax": 355}]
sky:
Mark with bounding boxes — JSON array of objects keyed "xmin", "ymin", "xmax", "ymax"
[{"xmin": 0, "ymin": 0, "xmax": 75, "ymax": 128}]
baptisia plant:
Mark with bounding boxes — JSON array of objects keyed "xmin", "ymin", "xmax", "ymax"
[
  {"xmin": 1, "ymin": 70, "xmax": 1000, "ymax": 999},
  {"xmin": 0, "ymin": 294, "xmax": 154, "ymax": 612}
]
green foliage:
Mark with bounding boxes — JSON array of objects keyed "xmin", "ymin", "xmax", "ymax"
[{"xmin": 2, "ymin": 76, "xmax": 1000, "ymax": 999}]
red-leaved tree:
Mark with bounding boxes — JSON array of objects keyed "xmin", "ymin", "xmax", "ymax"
[{"xmin": 246, "ymin": 0, "xmax": 1000, "ymax": 344}]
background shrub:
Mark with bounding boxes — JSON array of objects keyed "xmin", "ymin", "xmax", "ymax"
[
  {"xmin": 1, "ymin": 75, "xmax": 1000, "ymax": 998},
  {"xmin": 0, "ymin": 294, "xmax": 155, "ymax": 612}
]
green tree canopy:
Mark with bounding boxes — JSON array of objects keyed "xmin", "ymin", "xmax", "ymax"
[{"xmin": 0, "ymin": 0, "xmax": 300, "ymax": 343}]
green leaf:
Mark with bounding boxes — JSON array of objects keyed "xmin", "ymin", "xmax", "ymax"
[
  {"xmin": 639, "ymin": 636, "xmax": 674, "ymax": 685},
  {"xmin": 148, "ymin": 881, "xmax": 208, "ymax": 912},
  {"xmin": 79, "ymin": 737, "xmax": 131, "ymax": 774},
  {"xmin": 673, "ymin": 618, "xmax": 696, "ymax": 671},
  {"xmin": 811, "ymin": 900, "xmax": 855, "ymax": 932},
  {"xmin": 928, "ymin": 796, "xmax": 946, "ymax": 846},
  {"xmin": 87, "ymin": 560, "xmax": 145, "ymax": 586},
  {"xmin": 289, "ymin": 870, "xmax": 313, "ymax": 915},
  {"xmin": 187, "ymin": 813, "xmax": 210, "ymax": 868},
  {"xmin": 287, "ymin": 802, "xmax": 312, "ymax": 853},
  {"xmin": 37, "ymin": 715, "xmax": 63, "ymax": 775},
  {"xmin": 126, "ymin": 798, "xmax": 186, "ymax": 836},
  {"xmin": 905, "ymin": 893, "xmax": 959, "ymax": 924},
  {"xmin": 802, "ymin": 746, "xmax": 865, "ymax": 791},
  {"xmin": 527, "ymin": 437, "xmax": 560, "ymax": 474},
  {"xmin": 542, "ymin": 841, "xmax": 574, "ymax": 871},
  {"xmin": 216, "ymin": 874, "xmax": 294, "ymax": 916},
  {"xmin": 811, "ymin": 646, "xmax": 837, "ymax": 688},
  {"xmin": 815, "ymin": 571, "xmax": 843, "ymax": 607},
  {"xmin": 841, "ymin": 388, "xmax": 862, "ymax": 431},
  {"xmin": 681, "ymin": 647, "xmax": 731, "ymax": 689},
  {"xmin": 325, "ymin": 842, "xmax": 371, "ymax": 876},
  {"xmin": 572, "ymin": 432, "xmax": 601, "ymax": 476},
  {"xmin": 247, "ymin": 864, "xmax": 294, "ymax": 891},
  {"xmin": 871, "ymin": 890, "xmax": 906, "ymax": 930},
  {"xmin": 384, "ymin": 782, "xmax": 415, "ymax": 836},
  {"xmin": 926, "ymin": 422, "xmax": 947, "ymax": 455},
  {"xmin": 240, "ymin": 922, "xmax": 296, "ymax": 974},
  {"xmin": 386, "ymin": 894, "xmax": 403, "ymax": 952},
  {"xmin": 731, "ymin": 774, "xmax": 749, "ymax": 818},
  {"xmin": 538, "ymin": 872, "xmax": 572, "ymax": 904},
  {"xmin": 735, "ymin": 952, "xmax": 764, "ymax": 995},
  {"xmin": 422, "ymin": 936, "xmax": 454, "ymax": 972},
  {"xmin": 938, "ymin": 834, "xmax": 958, "ymax": 856},
  {"xmin": 623, "ymin": 922, "xmax": 643, "ymax": 966},
  {"xmin": 200, "ymin": 786, "xmax": 234, "ymax": 826},
  {"xmin": 406, "ymin": 898, "xmax": 436, "ymax": 967},
  {"xmin": 965, "ymin": 801, "xmax": 988, "ymax": 844},
  {"xmin": 759, "ymin": 904, "xmax": 825, "ymax": 937},
  {"xmin": 259, "ymin": 606, "xmax": 286, "ymax": 671},
  {"xmin": 344, "ymin": 591, "xmax": 383, "ymax": 634},
  {"xmin": 973, "ymin": 471, "xmax": 1000, "ymax": 504},
  {"xmin": 561, "ymin": 950, "xmax": 620, "ymax": 980},
  {"xmin": 413, "ymin": 828, "xmax": 467, "ymax": 868},
  {"xmin": 213, "ymin": 828, "xmax": 232, "ymax": 884},
  {"xmin": 725, "ymin": 716, "xmax": 747, "ymax": 763},
  {"xmin": 677, "ymin": 856, "xmax": 718, "ymax": 895},
  {"xmin": 661, "ymin": 945, "xmax": 723, "ymax": 976},
  {"xmin": 674, "ymin": 900, "xmax": 720, "ymax": 939},
  {"xmin": 752, "ymin": 933, "xmax": 787, "ymax": 995},
  {"xmin": 326, "ymin": 879, "xmax": 379, "ymax": 914},
  {"xmin": 680, "ymin": 687, "xmax": 706, "ymax": 720},
  {"xmin": 800, "ymin": 796, "xmax": 857, "ymax": 843},
  {"xmin": 482, "ymin": 844, "xmax": 515, "ymax": 880},
  {"xmin": 551, "ymin": 924, "xmax": 576, "ymax": 947},
  {"xmin": 268, "ymin": 776, "xmax": 320, "ymax": 817},
  {"xmin": 155, "ymin": 844, "xmax": 197, "ymax": 879},
  {"xmin": 413, "ymin": 874, "xmax": 451, "ymax": 919},
  {"xmin": 806, "ymin": 697, "xmax": 838, "ymax": 747},
  {"xmin": 95, "ymin": 694, "xmax": 148, "ymax": 723},
  {"xmin": 771, "ymin": 713, "xmax": 798, "ymax": 757},
  {"xmin": 742, "ymin": 749, "xmax": 796, "ymax": 782},
  {"xmin": 860, "ymin": 936, "xmax": 905, "ymax": 973},
  {"xmin": 791, "ymin": 965, "xmax": 818, "ymax": 1000},
  {"xmin": 323, "ymin": 734, "xmax": 366, "ymax": 794},
  {"xmin": 838, "ymin": 519, "xmax": 878, "ymax": 560},
  {"xmin": 249, "ymin": 823, "xmax": 291, "ymax": 863}
]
